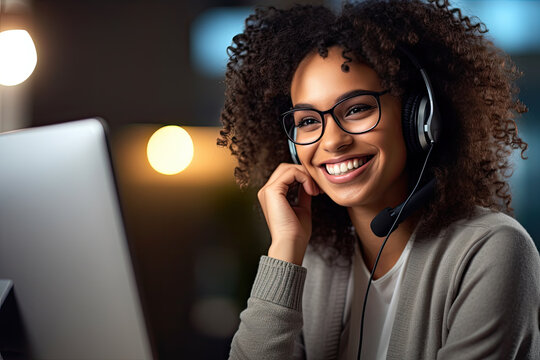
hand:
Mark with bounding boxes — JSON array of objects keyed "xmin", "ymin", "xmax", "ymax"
[{"xmin": 257, "ymin": 163, "xmax": 321, "ymax": 265}]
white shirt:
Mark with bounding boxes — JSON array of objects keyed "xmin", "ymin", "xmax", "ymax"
[{"xmin": 339, "ymin": 237, "xmax": 414, "ymax": 360}]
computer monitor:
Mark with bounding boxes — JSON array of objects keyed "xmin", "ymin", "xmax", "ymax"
[{"xmin": 0, "ymin": 119, "xmax": 154, "ymax": 359}]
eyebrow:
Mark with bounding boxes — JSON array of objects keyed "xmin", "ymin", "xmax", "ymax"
[{"xmin": 292, "ymin": 89, "xmax": 374, "ymax": 110}]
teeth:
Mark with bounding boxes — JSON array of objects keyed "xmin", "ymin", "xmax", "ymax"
[{"xmin": 325, "ymin": 157, "xmax": 369, "ymax": 176}]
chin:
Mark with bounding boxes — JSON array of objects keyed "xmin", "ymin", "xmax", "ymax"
[
  {"xmin": 323, "ymin": 188, "xmax": 373, "ymax": 208},
  {"xmin": 322, "ymin": 178, "xmax": 398, "ymax": 210}
]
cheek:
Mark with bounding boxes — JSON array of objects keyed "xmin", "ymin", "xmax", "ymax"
[
  {"xmin": 380, "ymin": 96, "xmax": 406, "ymax": 152},
  {"xmin": 387, "ymin": 127, "xmax": 407, "ymax": 154},
  {"xmin": 373, "ymin": 119, "xmax": 408, "ymax": 174},
  {"xmin": 296, "ymin": 145, "xmax": 318, "ymax": 171},
  {"xmin": 383, "ymin": 130, "xmax": 408, "ymax": 176}
]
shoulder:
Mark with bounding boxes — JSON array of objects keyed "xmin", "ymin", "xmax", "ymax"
[
  {"xmin": 449, "ymin": 206, "xmax": 529, "ymax": 234},
  {"xmin": 412, "ymin": 207, "xmax": 540, "ymax": 295},
  {"xmin": 422, "ymin": 209, "xmax": 540, "ymax": 359},
  {"xmin": 434, "ymin": 206, "xmax": 537, "ymax": 260},
  {"xmin": 429, "ymin": 207, "xmax": 540, "ymax": 292}
]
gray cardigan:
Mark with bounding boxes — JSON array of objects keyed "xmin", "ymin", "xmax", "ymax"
[{"xmin": 229, "ymin": 208, "xmax": 540, "ymax": 359}]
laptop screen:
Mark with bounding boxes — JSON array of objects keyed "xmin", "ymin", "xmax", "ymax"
[{"xmin": 0, "ymin": 119, "xmax": 154, "ymax": 359}]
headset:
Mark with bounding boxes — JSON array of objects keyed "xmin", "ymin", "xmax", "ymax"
[
  {"xmin": 286, "ymin": 47, "xmax": 442, "ymax": 359},
  {"xmin": 369, "ymin": 46, "xmax": 441, "ymax": 237}
]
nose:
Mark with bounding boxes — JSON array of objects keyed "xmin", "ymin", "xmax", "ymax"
[{"xmin": 319, "ymin": 114, "xmax": 353, "ymax": 153}]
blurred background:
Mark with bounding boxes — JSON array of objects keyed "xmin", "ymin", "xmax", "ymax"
[{"xmin": 0, "ymin": 0, "xmax": 538, "ymax": 358}]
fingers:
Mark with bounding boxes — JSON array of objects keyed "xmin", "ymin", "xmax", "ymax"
[
  {"xmin": 264, "ymin": 163, "xmax": 320, "ymax": 197},
  {"xmin": 296, "ymin": 182, "xmax": 312, "ymax": 211},
  {"xmin": 258, "ymin": 163, "xmax": 321, "ymax": 265}
]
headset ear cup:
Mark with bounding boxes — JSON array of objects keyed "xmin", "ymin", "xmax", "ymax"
[{"xmin": 402, "ymin": 94, "xmax": 425, "ymax": 154}]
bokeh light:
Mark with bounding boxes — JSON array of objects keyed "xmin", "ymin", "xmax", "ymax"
[
  {"xmin": 147, "ymin": 125, "xmax": 194, "ymax": 175},
  {"xmin": 452, "ymin": 0, "xmax": 540, "ymax": 53},
  {"xmin": 190, "ymin": 7, "xmax": 252, "ymax": 77},
  {"xmin": 0, "ymin": 29, "xmax": 37, "ymax": 86}
]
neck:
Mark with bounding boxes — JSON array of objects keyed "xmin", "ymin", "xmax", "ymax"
[{"xmin": 347, "ymin": 205, "xmax": 417, "ymax": 280}]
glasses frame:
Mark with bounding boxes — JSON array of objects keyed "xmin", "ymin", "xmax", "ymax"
[{"xmin": 280, "ymin": 89, "xmax": 389, "ymax": 145}]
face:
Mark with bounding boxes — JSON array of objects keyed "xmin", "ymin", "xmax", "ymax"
[{"xmin": 290, "ymin": 46, "xmax": 408, "ymax": 210}]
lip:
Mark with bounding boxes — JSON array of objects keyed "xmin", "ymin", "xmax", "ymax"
[{"xmin": 320, "ymin": 155, "xmax": 374, "ymax": 184}]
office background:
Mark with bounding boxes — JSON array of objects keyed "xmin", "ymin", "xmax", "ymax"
[{"xmin": 0, "ymin": 0, "xmax": 538, "ymax": 358}]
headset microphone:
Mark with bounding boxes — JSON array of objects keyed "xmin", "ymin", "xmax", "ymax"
[{"xmin": 370, "ymin": 177, "xmax": 436, "ymax": 237}]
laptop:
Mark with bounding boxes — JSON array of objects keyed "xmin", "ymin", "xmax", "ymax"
[{"xmin": 0, "ymin": 119, "xmax": 154, "ymax": 359}]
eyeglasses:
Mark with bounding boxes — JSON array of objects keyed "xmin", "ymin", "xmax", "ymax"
[{"xmin": 280, "ymin": 90, "xmax": 388, "ymax": 145}]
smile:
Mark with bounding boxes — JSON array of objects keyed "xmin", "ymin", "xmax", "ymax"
[
  {"xmin": 320, "ymin": 155, "xmax": 374, "ymax": 184},
  {"xmin": 324, "ymin": 156, "xmax": 373, "ymax": 176}
]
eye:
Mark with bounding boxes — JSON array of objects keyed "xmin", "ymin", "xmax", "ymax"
[
  {"xmin": 346, "ymin": 104, "xmax": 374, "ymax": 117},
  {"xmin": 296, "ymin": 117, "xmax": 321, "ymax": 128}
]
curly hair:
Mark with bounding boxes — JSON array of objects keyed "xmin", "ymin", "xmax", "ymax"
[{"xmin": 218, "ymin": 0, "xmax": 528, "ymax": 263}]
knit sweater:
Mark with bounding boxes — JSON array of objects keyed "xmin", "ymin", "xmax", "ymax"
[{"xmin": 228, "ymin": 208, "xmax": 540, "ymax": 359}]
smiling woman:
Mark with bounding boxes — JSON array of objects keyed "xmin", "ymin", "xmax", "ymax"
[{"xmin": 218, "ymin": 1, "xmax": 540, "ymax": 359}]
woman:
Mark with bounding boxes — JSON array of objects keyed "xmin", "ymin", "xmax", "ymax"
[{"xmin": 218, "ymin": 0, "xmax": 540, "ymax": 359}]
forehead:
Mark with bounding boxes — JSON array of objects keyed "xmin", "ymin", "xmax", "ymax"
[{"xmin": 290, "ymin": 47, "xmax": 382, "ymax": 109}]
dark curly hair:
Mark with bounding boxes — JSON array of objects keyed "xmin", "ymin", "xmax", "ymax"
[{"xmin": 218, "ymin": 0, "xmax": 528, "ymax": 263}]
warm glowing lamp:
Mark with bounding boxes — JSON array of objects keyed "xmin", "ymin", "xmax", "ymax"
[
  {"xmin": 0, "ymin": 29, "xmax": 37, "ymax": 86},
  {"xmin": 147, "ymin": 125, "xmax": 194, "ymax": 175}
]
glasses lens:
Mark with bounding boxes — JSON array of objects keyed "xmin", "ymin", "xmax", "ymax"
[
  {"xmin": 283, "ymin": 109, "xmax": 323, "ymax": 145},
  {"xmin": 334, "ymin": 95, "xmax": 380, "ymax": 133}
]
